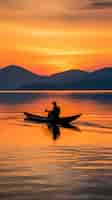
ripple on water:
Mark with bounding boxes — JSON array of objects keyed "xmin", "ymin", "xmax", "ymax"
[{"xmin": 0, "ymin": 146, "xmax": 112, "ymax": 199}]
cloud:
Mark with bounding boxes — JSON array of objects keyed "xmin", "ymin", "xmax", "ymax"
[
  {"xmin": 0, "ymin": 0, "xmax": 111, "ymax": 22},
  {"xmin": 0, "ymin": 0, "xmax": 83, "ymax": 12},
  {"xmin": 0, "ymin": 0, "xmax": 17, "ymax": 7},
  {"xmin": 0, "ymin": 0, "xmax": 112, "ymax": 11},
  {"xmin": 86, "ymin": 0, "xmax": 112, "ymax": 10},
  {"xmin": 0, "ymin": 0, "xmax": 84, "ymax": 21}
]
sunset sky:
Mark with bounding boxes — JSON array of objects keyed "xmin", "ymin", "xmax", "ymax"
[{"xmin": 0, "ymin": 0, "xmax": 112, "ymax": 74}]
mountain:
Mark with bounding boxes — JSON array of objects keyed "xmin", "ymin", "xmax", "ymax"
[
  {"xmin": 21, "ymin": 67, "xmax": 112, "ymax": 90},
  {"xmin": 50, "ymin": 69, "xmax": 89, "ymax": 81},
  {"xmin": 49, "ymin": 70, "xmax": 89, "ymax": 87},
  {"xmin": 87, "ymin": 67, "xmax": 112, "ymax": 81},
  {"xmin": 21, "ymin": 69, "xmax": 89, "ymax": 90},
  {"xmin": 78, "ymin": 67, "xmax": 112, "ymax": 89},
  {"xmin": 0, "ymin": 65, "xmax": 112, "ymax": 90},
  {"xmin": 0, "ymin": 65, "xmax": 46, "ymax": 90}
]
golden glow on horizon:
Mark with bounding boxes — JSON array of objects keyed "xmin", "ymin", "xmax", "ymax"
[{"xmin": 0, "ymin": 3, "xmax": 112, "ymax": 74}]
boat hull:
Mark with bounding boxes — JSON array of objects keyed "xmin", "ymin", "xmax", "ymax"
[{"xmin": 24, "ymin": 112, "xmax": 81, "ymax": 124}]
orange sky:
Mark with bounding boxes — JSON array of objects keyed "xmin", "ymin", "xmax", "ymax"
[{"xmin": 0, "ymin": 0, "xmax": 112, "ymax": 74}]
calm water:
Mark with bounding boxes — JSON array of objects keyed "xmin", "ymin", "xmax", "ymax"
[{"xmin": 0, "ymin": 91, "xmax": 112, "ymax": 200}]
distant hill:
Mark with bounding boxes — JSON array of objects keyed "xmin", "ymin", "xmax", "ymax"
[
  {"xmin": 0, "ymin": 65, "xmax": 112, "ymax": 90},
  {"xmin": 78, "ymin": 67, "xmax": 112, "ymax": 89},
  {"xmin": 0, "ymin": 65, "xmax": 46, "ymax": 90},
  {"xmin": 50, "ymin": 69, "xmax": 89, "ymax": 81},
  {"xmin": 21, "ymin": 67, "xmax": 112, "ymax": 90},
  {"xmin": 20, "ymin": 69, "xmax": 90, "ymax": 90}
]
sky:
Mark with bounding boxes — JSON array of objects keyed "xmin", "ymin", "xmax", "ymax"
[{"xmin": 0, "ymin": 0, "xmax": 112, "ymax": 74}]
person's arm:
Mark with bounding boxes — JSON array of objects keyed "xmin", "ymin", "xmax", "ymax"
[{"xmin": 45, "ymin": 109, "xmax": 50, "ymax": 112}]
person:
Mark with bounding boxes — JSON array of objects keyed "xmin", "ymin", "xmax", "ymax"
[{"xmin": 45, "ymin": 102, "xmax": 60, "ymax": 119}]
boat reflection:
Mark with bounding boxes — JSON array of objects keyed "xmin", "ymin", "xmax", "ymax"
[
  {"xmin": 24, "ymin": 119, "xmax": 80, "ymax": 141},
  {"xmin": 48, "ymin": 123, "xmax": 81, "ymax": 140},
  {"xmin": 48, "ymin": 124, "xmax": 61, "ymax": 140}
]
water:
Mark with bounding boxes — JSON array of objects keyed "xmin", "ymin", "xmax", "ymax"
[{"xmin": 0, "ymin": 91, "xmax": 112, "ymax": 200}]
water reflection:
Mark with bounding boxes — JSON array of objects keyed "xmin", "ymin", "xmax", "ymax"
[
  {"xmin": 67, "ymin": 92, "xmax": 112, "ymax": 104},
  {"xmin": 0, "ymin": 93, "xmax": 48, "ymax": 104},
  {"xmin": 0, "ymin": 91, "xmax": 112, "ymax": 115},
  {"xmin": 48, "ymin": 124, "xmax": 81, "ymax": 141},
  {"xmin": 0, "ymin": 91, "xmax": 112, "ymax": 200},
  {"xmin": 48, "ymin": 124, "xmax": 61, "ymax": 140},
  {"xmin": 0, "ymin": 91, "xmax": 112, "ymax": 106},
  {"xmin": 25, "ymin": 119, "xmax": 80, "ymax": 141}
]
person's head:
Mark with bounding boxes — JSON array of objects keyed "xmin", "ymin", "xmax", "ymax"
[{"xmin": 52, "ymin": 101, "xmax": 57, "ymax": 106}]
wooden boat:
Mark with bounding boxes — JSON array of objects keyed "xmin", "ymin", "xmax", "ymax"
[{"xmin": 24, "ymin": 112, "xmax": 81, "ymax": 124}]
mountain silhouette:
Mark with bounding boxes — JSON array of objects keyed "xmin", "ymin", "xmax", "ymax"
[
  {"xmin": 50, "ymin": 69, "xmax": 89, "ymax": 81},
  {"xmin": 79, "ymin": 67, "xmax": 112, "ymax": 89},
  {"xmin": 20, "ymin": 69, "xmax": 90, "ymax": 90},
  {"xmin": 21, "ymin": 67, "xmax": 112, "ymax": 90},
  {"xmin": 0, "ymin": 65, "xmax": 112, "ymax": 90},
  {"xmin": 0, "ymin": 65, "xmax": 46, "ymax": 90}
]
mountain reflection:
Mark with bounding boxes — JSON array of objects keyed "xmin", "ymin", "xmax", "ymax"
[
  {"xmin": 0, "ymin": 93, "xmax": 48, "ymax": 104},
  {"xmin": 0, "ymin": 91, "xmax": 112, "ymax": 106},
  {"xmin": 67, "ymin": 92, "xmax": 112, "ymax": 104}
]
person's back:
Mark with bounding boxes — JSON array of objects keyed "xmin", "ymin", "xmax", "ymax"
[
  {"xmin": 45, "ymin": 102, "xmax": 60, "ymax": 119},
  {"xmin": 52, "ymin": 102, "xmax": 60, "ymax": 119}
]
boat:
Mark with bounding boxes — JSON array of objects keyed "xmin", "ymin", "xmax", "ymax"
[{"xmin": 24, "ymin": 112, "xmax": 82, "ymax": 124}]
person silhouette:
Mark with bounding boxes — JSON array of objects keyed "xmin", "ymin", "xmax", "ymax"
[{"xmin": 45, "ymin": 101, "xmax": 60, "ymax": 119}]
